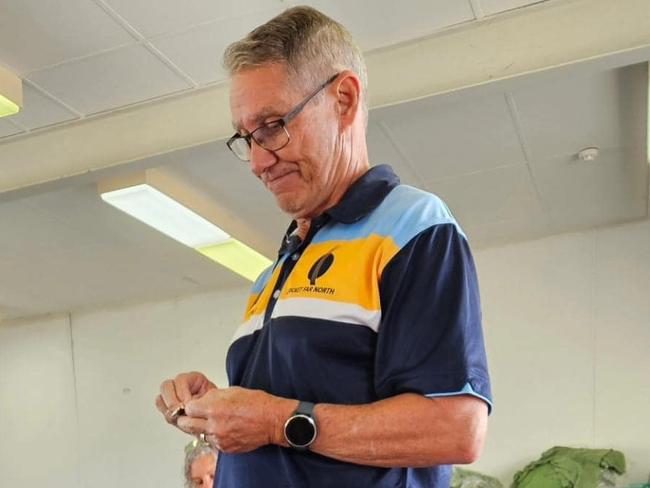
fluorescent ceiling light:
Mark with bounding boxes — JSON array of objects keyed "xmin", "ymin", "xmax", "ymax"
[
  {"xmin": 0, "ymin": 64, "xmax": 22, "ymax": 118},
  {"xmin": 99, "ymin": 170, "xmax": 272, "ymax": 282},
  {"xmin": 101, "ymin": 184, "xmax": 231, "ymax": 248},
  {"xmin": 198, "ymin": 240, "xmax": 272, "ymax": 282}
]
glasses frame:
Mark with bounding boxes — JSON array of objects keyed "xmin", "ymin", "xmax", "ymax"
[{"xmin": 226, "ymin": 73, "xmax": 339, "ymax": 162}]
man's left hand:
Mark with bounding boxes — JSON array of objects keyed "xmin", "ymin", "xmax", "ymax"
[{"xmin": 177, "ymin": 386, "xmax": 297, "ymax": 453}]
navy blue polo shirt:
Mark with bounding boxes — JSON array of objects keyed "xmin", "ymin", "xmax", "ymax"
[{"xmin": 216, "ymin": 164, "xmax": 492, "ymax": 487}]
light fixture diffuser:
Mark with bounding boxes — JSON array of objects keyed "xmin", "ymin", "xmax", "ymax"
[
  {"xmin": 0, "ymin": 64, "xmax": 22, "ymax": 118},
  {"xmin": 101, "ymin": 184, "xmax": 231, "ymax": 248},
  {"xmin": 198, "ymin": 240, "xmax": 272, "ymax": 282},
  {"xmin": 99, "ymin": 170, "xmax": 272, "ymax": 282}
]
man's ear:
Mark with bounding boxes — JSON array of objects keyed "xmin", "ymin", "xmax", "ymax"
[{"xmin": 334, "ymin": 70, "xmax": 362, "ymax": 130}]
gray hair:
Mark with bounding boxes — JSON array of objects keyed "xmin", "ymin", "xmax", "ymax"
[
  {"xmin": 223, "ymin": 6, "xmax": 368, "ymax": 119},
  {"xmin": 183, "ymin": 438, "xmax": 217, "ymax": 488}
]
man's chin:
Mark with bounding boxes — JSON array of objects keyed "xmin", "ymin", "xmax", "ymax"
[{"xmin": 275, "ymin": 194, "xmax": 308, "ymax": 218}]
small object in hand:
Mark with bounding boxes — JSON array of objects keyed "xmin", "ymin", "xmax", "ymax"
[{"xmin": 169, "ymin": 404, "xmax": 185, "ymax": 421}]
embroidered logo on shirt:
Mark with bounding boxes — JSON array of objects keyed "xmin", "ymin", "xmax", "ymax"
[
  {"xmin": 286, "ymin": 252, "xmax": 336, "ymax": 296},
  {"xmin": 308, "ymin": 253, "xmax": 334, "ymax": 285}
]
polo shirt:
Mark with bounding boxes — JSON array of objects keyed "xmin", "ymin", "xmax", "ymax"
[{"xmin": 215, "ymin": 164, "xmax": 492, "ymax": 488}]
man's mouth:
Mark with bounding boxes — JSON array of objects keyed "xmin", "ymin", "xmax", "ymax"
[{"xmin": 265, "ymin": 169, "xmax": 299, "ymax": 191}]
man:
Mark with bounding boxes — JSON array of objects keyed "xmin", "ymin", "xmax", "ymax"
[
  {"xmin": 156, "ymin": 6, "xmax": 492, "ymax": 487},
  {"xmin": 184, "ymin": 437, "xmax": 218, "ymax": 488}
]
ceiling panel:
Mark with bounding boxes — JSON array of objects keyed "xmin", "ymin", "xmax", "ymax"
[
  {"xmin": 367, "ymin": 120, "xmax": 422, "ymax": 187},
  {"xmin": 105, "ymin": 0, "xmax": 283, "ymax": 38},
  {"xmin": 0, "ymin": 119, "xmax": 23, "ymax": 138},
  {"xmin": 479, "ymin": 0, "xmax": 549, "ymax": 16},
  {"xmin": 532, "ymin": 148, "xmax": 648, "ymax": 232},
  {"xmin": 0, "ymin": 0, "xmax": 134, "ymax": 74},
  {"xmin": 151, "ymin": 8, "xmax": 284, "ymax": 86},
  {"xmin": 423, "ymin": 163, "xmax": 546, "ymax": 229},
  {"xmin": 375, "ymin": 92, "xmax": 527, "ymax": 182},
  {"xmin": 26, "ymin": 44, "xmax": 191, "ymax": 115},
  {"xmin": 3, "ymin": 83, "xmax": 79, "ymax": 130},
  {"xmin": 302, "ymin": 0, "xmax": 475, "ymax": 51},
  {"xmin": 465, "ymin": 214, "xmax": 551, "ymax": 249},
  {"xmin": 512, "ymin": 69, "xmax": 626, "ymax": 161}
]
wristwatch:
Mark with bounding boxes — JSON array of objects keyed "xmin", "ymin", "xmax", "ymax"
[{"xmin": 283, "ymin": 401, "xmax": 318, "ymax": 450}]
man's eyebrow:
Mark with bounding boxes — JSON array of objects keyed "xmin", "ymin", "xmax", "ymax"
[{"xmin": 233, "ymin": 106, "xmax": 283, "ymax": 133}]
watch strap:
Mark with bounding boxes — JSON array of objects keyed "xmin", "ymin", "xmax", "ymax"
[{"xmin": 294, "ymin": 401, "xmax": 315, "ymax": 417}]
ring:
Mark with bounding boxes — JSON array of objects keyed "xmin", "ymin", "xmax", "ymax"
[{"xmin": 168, "ymin": 404, "xmax": 185, "ymax": 421}]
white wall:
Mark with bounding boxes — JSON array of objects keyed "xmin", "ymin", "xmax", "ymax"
[
  {"xmin": 472, "ymin": 218, "xmax": 650, "ymax": 485},
  {"xmin": 0, "ymin": 286, "xmax": 248, "ymax": 488},
  {"xmin": 0, "ymin": 219, "xmax": 649, "ymax": 487}
]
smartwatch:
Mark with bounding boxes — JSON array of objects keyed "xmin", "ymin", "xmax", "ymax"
[{"xmin": 283, "ymin": 401, "xmax": 318, "ymax": 450}]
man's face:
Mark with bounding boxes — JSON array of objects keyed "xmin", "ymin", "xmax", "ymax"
[
  {"xmin": 190, "ymin": 453, "xmax": 216, "ymax": 488},
  {"xmin": 230, "ymin": 63, "xmax": 343, "ymax": 219}
]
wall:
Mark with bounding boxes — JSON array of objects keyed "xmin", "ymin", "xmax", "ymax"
[
  {"xmin": 0, "ymin": 286, "xmax": 247, "ymax": 488},
  {"xmin": 472, "ymin": 218, "xmax": 650, "ymax": 485},
  {"xmin": 0, "ymin": 219, "xmax": 649, "ymax": 487}
]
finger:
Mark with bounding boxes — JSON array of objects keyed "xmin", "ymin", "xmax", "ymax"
[
  {"xmin": 155, "ymin": 394, "xmax": 167, "ymax": 415},
  {"xmin": 156, "ymin": 395, "xmax": 182, "ymax": 425},
  {"xmin": 174, "ymin": 373, "xmax": 194, "ymax": 403},
  {"xmin": 159, "ymin": 379, "xmax": 181, "ymax": 410},
  {"xmin": 177, "ymin": 415, "xmax": 209, "ymax": 436}
]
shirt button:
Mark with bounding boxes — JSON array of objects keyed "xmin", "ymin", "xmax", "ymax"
[
  {"xmin": 272, "ymin": 289, "xmax": 281, "ymax": 299},
  {"xmin": 291, "ymin": 253, "xmax": 299, "ymax": 261}
]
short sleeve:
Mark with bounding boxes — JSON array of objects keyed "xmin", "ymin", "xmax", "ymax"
[{"xmin": 375, "ymin": 223, "xmax": 492, "ymax": 411}]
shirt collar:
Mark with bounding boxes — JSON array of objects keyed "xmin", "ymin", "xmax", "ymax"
[
  {"xmin": 325, "ymin": 164, "xmax": 400, "ymax": 224},
  {"xmin": 279, "ymin": 164, "xmax": 400, "ymax": 254}
]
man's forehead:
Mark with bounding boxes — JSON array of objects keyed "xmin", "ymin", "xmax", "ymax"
[{"xmin": 229, "ymin": 64, "xmax": 293, "ymax": 130}]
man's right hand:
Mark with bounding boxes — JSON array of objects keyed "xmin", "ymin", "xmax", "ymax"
[{"xmin": 155, "ymin": 371, "xmax": 217, "ymax": 426}]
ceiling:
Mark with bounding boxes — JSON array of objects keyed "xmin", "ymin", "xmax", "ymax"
[
  {"xmin": 0, "ymin": 0, "xmax": 649, "ymax": 321},
  {"xmin": 0, "ymin": 0, "xmax": 548, "ymax": 138}
]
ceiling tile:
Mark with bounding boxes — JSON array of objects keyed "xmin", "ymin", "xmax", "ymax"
[
  {"xmin": 26, "ymin": 44, "xmax": 191, "ymax": 115},
  {"xmin": 105, "ymin": 0, "xmax": 283, "ymax": 38},
  {"xmin": 533, "ymin": 147, "xmax": 648, "ymax": 232},
  {"xmin": 375, "ymin": 92, "xmax": 526, "ymax": 181},
  {"xmin": 0, "ymin": 119, "xmax": 23, "ymax": 138},
  {"xmin": 0, "ymin": 0, "xmax": 134, "ymax": 74},
  {"xmin": 367, "ymin": 120, "xmax": 422, "ymax": 186},
  {"xmin": 301, "ymin": 0, "xmax": 474, "ymax": 51},
  {"xmin": 422, "ymin": 163, "xmax": 546, "ymax": 229},
  {"xmin": 151, "ymin": 8, "xmax": 284, "ymax": 86},
  {"xmin": 4, "ymin": 83, "xmax": 78, "ymax": 130},
  {"xmin": 512, "ymin": 69, "xmax": 628, "ymax": 161},
  {"xmin": 479, "ymin": 0, "xmax": 549, "ymax": 16},
  {"xmin": 465, "ymin": 215, "xmax": 550, "ymax": 249}
]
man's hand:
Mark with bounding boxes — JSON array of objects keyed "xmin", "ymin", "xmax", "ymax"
[
  {"xmin": 155, "ymin": 371, "xmax": 217, "ymax": 426},
  {"xmin": 177, "ymin": 386, "xmax": 297, "ymax": 454}
]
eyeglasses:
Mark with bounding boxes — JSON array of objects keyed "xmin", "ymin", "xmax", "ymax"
[{"xmin": 226, "ymin": 73, "xmax": 339, "ymax": 162}]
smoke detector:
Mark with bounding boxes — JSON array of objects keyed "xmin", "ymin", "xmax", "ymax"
[{"xmin": 577, "ymin": 147, "xmax": 600, "ymax": 162}]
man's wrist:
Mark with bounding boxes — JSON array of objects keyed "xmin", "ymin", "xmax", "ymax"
[{"xmin": 270, "ymin": 397, "xmax": 299, "ymax": 447}]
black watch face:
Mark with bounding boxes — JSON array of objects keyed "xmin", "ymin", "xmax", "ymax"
[{"xmin": 286, "ymin": 415, "xmax": 316, "ymax": 447}]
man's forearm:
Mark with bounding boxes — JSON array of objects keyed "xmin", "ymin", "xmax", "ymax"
[{"xmin": 272, "ymin": 393, "xmax": 487, "ymax": 468}]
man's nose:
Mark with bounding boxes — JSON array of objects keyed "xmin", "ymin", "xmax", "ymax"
[
  {"xmin": 249, "ymin": 140, "xmax": 277, "ymax": 177},
  {"xmin": 203, "ymin": 474, "xmax": 214, "ymax": 487}
]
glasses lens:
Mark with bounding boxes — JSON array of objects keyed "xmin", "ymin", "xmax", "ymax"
[
  {"xmin": 229, "ymin": 137, "xmax": 251, "ymax": 161},
  {"xmin": 253, "ymin": 121, "xmax": 288, "ymax": 151}
]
